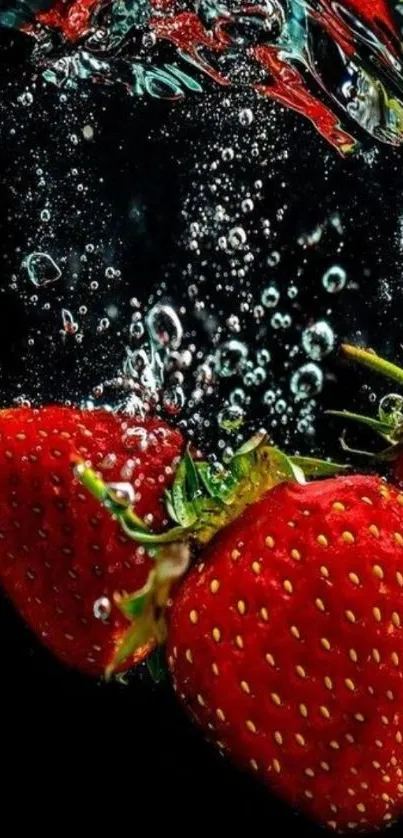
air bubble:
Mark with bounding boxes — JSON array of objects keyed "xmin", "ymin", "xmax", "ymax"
[
  {"xmin": 217, "ymin": 404, "xmax": 245, "ymax": 431},
  {"xmin": 241, "ymin": 199, "xmax": 254, "ymax": 213},
  {"xmin": 271, "ymin": 312, "xmax": 291, "ymax": 329},
  {"xmin": 61, "ymin": 309, "xmax": 78, "ymax": 335},
  {"xmin": 130, "ymin": 321, "xmax": 145, "ymax": 340},
  {"xmin": 239, "ymin": 108, "xmax": 254, "ymax": 126},
  {"xmin": 322, "ymin": 265, "xmax": 347, "ymax": 294},
  {"xmin": 262, "ymin": 285, "xmax": 280, "ymax": 308},
  {"xmin": 215, "ymin": 340, "xmax": 248, "ymax": 377},
  {"xmin": 25, "ymin": 252, "xmax": 61, "ymax": 287},
  {"xmin": 93, "ymin": 596, "xmax": 111, "ymax": 621},
  {"xmin": 267, "ymin": 251, "xmax": 280, "ymax": 267},
  {"xmin": 302, "ymin": 321, "xmax": 334, "ymax": 360},
  {"xmin": 228, "ymin": 227, "xmax": 247, "ymax": 249},
  {"xmin": 257, "ymin": 348, "xmax": 271, "ymax": 365},
  {"xmin": 290, "ymin": 363, "xmax": 324, "ymax": 401},
  {"xmin": 147, "ymin": 304, "xmax": 183, "ymax": 350}
]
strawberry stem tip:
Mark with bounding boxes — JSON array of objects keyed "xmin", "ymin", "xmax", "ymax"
[
  {"xmin": 329, "ymin": 344, "xmax": 403, "ymax": 463},
  {"xmin": 341, "ymin": 344, "xmax": 403, "ymax": 387},
  {"xmin": 73, "ymin": 434, "xmax": 346, "ymax": 677}
]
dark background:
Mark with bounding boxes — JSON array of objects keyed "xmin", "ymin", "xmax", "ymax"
[{"xmin": 1, "ymin": 25, "xmax": 403, "ymax": 836}]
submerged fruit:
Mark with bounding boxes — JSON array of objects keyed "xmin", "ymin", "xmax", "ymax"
[
  {"xmin": 168, "ymin": 474, "xmax": 403, "ymax": 832},
  {"xmin": 0, "ymin": 405, "xmax": 184, "ymax": 675}
]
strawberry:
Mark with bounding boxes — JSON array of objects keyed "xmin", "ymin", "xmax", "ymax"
[
  {"xmin": 167, "ymin": 473, "xmax": 403, "ymax": 833},
  {"xmin": 82, "ymin": 434, "xmax": 403, "ymax": 833},
  {"xmin": 0, "ymin": 405, "xmax": 184, "ymax": 676}
]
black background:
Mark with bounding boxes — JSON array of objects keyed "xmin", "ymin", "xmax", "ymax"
[{"xmin": 1, "ymin": 24, "xmax": 403, "ymax": 837}]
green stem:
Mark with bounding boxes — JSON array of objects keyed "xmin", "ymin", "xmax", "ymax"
[
  {"xmin": 74, "ymin": 462, "xmax": 148, "ymax": 533},
  {"xmin": 342, "ymin": 344, "xmax": 403, "ymax": 388}
]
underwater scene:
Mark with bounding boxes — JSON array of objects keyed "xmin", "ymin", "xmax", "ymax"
[{"xmin": 2, "ymin": 1, "xmax": 403, "ymax": 834}]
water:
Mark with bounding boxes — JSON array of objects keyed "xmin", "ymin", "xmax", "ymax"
[
  {"xmin": 2, "ymin": 1, "xmax": 403, "ymax": 152},
  {"xmin": 2, "ymin": 3, "xmax": 403, "ymax": 834}
]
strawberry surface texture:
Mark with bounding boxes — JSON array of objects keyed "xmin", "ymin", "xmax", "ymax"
[
  {"xmin": 0, "ymin": 405, "xmax": 184, "ymax": 675},
  {"xmin": 168, "ymin": 475, "xmax": 403, "ymax": 833}
]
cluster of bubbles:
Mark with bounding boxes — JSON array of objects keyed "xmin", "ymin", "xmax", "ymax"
[
  {"xmin": 0, "ymin": 7, "xmax": 369, "ymax": 460},
  {"xmin": 15, "ymin": 120, "xmax": 354, "ymax": 452}
]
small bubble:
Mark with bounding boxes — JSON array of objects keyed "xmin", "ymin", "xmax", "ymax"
[
  {"xmin": 271, "ymin": 312, "xmax": 291, "ymax": 329},
  {"xmin": 61, "ymin": 308, "xmax": 78, "ymax": 335},
  {"xmin": 267, "ymin": 251, "xmax": 280, "ymax": 267},
  {"xmin": 146, "ymin": 304, "xmax": 183, "ymax": 350},
  {"xmin": 226, "ymin": 314, "xmax": 241, "ymax": 333},
  {"xmin": 257, "ymin": 348, "xmax": 271, "ymax": 366},
  {"xmin": 217, "ymin": 404, "xmax": 245, "ymax": 431},
  {"xmin": 302, "ymin": 321, "xmax": 334, "ymax": 361},
  {"xmin": 378, "ymin": 394, "xmax": 403, "ymax": 426},
  {"xmin": 215, "ymin": 340, "xmax": 248, "ymax": 377},
  {"xmin": 98, "ymin": 317, "xmax": 110, "ymax": 332},
  {"xmin": 221, "ymin": 147, "xmax": 234, "ymax": 162},
  {"xmin": 130, "ymin": 320, "xmax": 145, "ymax": 340},
  {"xmin": 239, "ymin": 108, "xmax": 254, "ymax": 126},
  {"xmin": 254, "ymin": 305, "xmax": 265, "ymax": 320},
  {"xmin": 263, "ymin": 389, "xmax": 276, "ymax": 406},
  {"xmin": 163, "ymin": 385, "xmax": 185, "ymax": 414},
  {"xmin": 243, "ymin": 371, "xmax": 257, "ymax": 388},
  {"xmin": 241, "ymin": 199, "xmax": 254, "ymax": 213},
  {"xmin": 82, "ymin": 124, "xmax": 94, "ymax": 140},
  {"xmin": 290, "ymin": 363, "xmax": 324, "ymax": 401},
  {"xmin": 275, "ymin": 399, "xmax": 287, "ymax": 414},
  {"xmin": 322, "ymin": 265, "xmax": 346, "ymax": 294},
  {"xmin": 40, "ymin": 209, "xmax": 51, "ymax": 222},
  {"xmin": 230, "ymin": 387, "xmax": 246, "ymax": 406},
  {"xmin": 93, "ymin": 596, "xmax": 111, "ymax": 621},
  {"xmin": 228, "ymin": 227, "xmax": 247, "ymax": 249},
  {"xmin": 18, "ymin": 91, "xmax": 33, "ymax": 106},
  {"xmin": 262, "ymin": 285, "xmax": 280, "ymax": 308},
  {"xmin": 254, "ymin": 366, "xmax": 266, "ymax": 385},
  {"xmin": 142, "ymin": 30, "xmax": 156, "ymax": 48}
]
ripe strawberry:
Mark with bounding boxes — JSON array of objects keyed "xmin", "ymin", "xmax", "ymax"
[
  {"xmin": 0, "ymin": 405, "xmax": 184, "ymax": 676},
  {"xmin": 166, "ymin": 474, "xmax": 403, "ymax": 833}
]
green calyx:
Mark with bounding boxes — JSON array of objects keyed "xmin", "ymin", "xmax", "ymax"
[
  {"xmin": 328, "ymin": 344, "xmax": 403, "ymax": 461},
  {"xmin": 73, "ymin": 434, "xmax": 346, "ymax": 678}
]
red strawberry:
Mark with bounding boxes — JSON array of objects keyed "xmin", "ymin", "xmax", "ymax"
[
  {"xmin": 166, "ymin": 473, "xmax": 403, "ymax": 833},
  {"xmin": 0, "ymin": 405, "xmax": 184, "ymax": 676}
]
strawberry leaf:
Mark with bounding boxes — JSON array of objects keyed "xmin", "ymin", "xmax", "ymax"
[
  {"xmin": 171, "ymin": 459, "xmax": 198, "ymax": 527},
  {"xmin": 230, "ymin": 430, "xmax": 268, "ymax": 479},
  {"xmin": 289, "ymin": 456, "xmax": 349, "ymax": 477},
  {"xmin": 196, "ymin": 462, "xmax": 237, "ymax": 504},
  {"xmin": 115, "ymin": 572, "xmax": 155, "ymax": 620},
  {"xmin": 266, "ymin": 446, "xmax": 306, "ymax": 485},
  {"xmin": 184, "ymin": 449, "xmax": 200, "ymax": 500},
  {"xmin": 146, "ymin": 646, "xmax": 167, "ymax": 683},
  {"xmin": 164, "ymin": 489, "xmax": 179, "ymax": 524},
  {"xmin": 327, "ymin": 410, "xmax": 393, "ymax": 439}
]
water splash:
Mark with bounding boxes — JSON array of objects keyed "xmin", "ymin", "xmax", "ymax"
[{"xmin": 2, "ymin": 0, "xmax": 403, "ymax": 152}]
